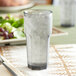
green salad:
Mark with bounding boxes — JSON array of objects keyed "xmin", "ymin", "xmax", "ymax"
[{"xmin": 0, "ymin": 14, "xmax": 25, "ymax": 40}]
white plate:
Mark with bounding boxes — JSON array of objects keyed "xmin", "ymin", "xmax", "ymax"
[
  {"xmin": 0, "ymin": 38, "xmax": 26, "ymax": 45},
  {"xmin": 0, "ymin": 2, "xmax": 35, "ymax": 12}
]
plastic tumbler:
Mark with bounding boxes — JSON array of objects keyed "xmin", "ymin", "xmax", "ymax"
[
  {"xmin": 24, "ymin": 10, "xmax": 53, "ymax": 70},
  {"xmin": 60, "ymin": 0, "xmax": 76, "ymax": 27}
]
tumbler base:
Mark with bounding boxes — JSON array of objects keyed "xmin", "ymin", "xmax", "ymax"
[
  {"xmin": 28, "ymin": 63, "xmax": 47, "ymax": 70},
  {"xmin": 61, "ymin": 24, "xmax": 74, "ymax": 27}
]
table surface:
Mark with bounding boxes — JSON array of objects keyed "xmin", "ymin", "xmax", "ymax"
[
  {"xmin": 31, "ymin": 5, "xmax": 76, "ymax": 45},
  {"xmin": 0, "ymin": 44, "xmax": 76, "ymax": 76}
]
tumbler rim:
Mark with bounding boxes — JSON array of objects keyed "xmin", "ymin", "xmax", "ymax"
[{"xmin": 24, "ymin": 9, "xmax": 52, "ymax": 15}]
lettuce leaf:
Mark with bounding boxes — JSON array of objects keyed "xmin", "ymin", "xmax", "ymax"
[{"xmin": 13, "ymin": 30, "xmax": 25, "ymax": 39}]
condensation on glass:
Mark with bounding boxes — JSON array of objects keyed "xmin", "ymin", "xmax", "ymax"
[{"xmin": 24, "ymin": 10, "xmax": 53, "ymax": 70}]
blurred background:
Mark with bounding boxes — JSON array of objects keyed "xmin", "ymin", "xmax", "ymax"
[
  {"xmin": 0, "ymin": 0, "xmax": 76, "ymax": 45},
  {"xmin": 0, "ymin": 0, "xmax": 60, "ymax": 6},
  {"xmin": 32, "ymin": 0, "xmax": 59, "ymax": 5}
]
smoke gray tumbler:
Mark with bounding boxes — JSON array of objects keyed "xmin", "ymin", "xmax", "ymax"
[
  {"xmin": 60, "ymin": 0, "xmax": 75, "ymax": 27},
  {"xmin": 24, "ymin": 10, "xmax": 52, "ymax": 70}
]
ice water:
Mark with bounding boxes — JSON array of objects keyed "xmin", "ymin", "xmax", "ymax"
[{"xmin": 24, "ymin": 10, "xmax": 52, "ymax": 70}]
